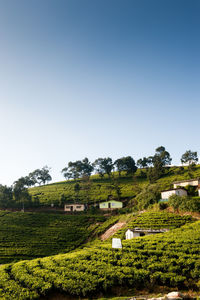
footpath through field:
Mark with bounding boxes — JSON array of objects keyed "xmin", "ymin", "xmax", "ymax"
[{"xmin": 100, "ymin": 221, "xmax": 126, "ymax": 240}]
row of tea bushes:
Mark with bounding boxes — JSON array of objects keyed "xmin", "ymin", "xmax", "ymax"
[
  {"xmin": 0, "ymin": 220, "xmax": 199, "ymax": 299},
  {"xmin": 0, "ymin": 211, "xmax": 106, "ymax": 264}
]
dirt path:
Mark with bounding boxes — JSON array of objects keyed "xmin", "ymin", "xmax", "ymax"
[{"xmin": 100, "ymin": 222, "xmax": 126, "ymax": 241}]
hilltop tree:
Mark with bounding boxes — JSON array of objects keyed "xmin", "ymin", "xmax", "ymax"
[
  {"xmin": 27, "ymin": 167, "xmax": 52, "ymax": 186},
  {"xmin": 181, "ymin": 150, "xmax": 198, "ymax": 165},
  {"xmin": 147, "ymin": 146, "xmax": 172, "ymax": 182},
  {"xmin": 137, "ymin": 157, "xmax": 150, "ymax": 168},
  {"xmin": 114, "ymin": 156, "xmax": 137, "ymax": 177},
  {"xmin": 93, "ymin": 157, "xmax": 113, "ymax": 178},
  {"xmin": 36, "ymin": 166, "xmax": 52, "ymax": 185},
  {"xmin": 61, "ymin": 158, "xmax": 93, "ymax": 180}
]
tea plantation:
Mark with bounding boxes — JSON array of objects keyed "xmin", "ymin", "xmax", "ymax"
[
  {"xmin": 0, "ymin": 219, "xmax": 199, "ymax": 299},
  {"xmin": 110, "ymin": 211, "xmax": 194, "ymax": 240},
  {"xmin": 127, "ymin": 211, "xmax": 194, "ymax": 229},
  {"xmin": 29, "ymin": 165, "xmax": 200, "ymax": 205},
  {"xmin": 0, "ymin": 211, "xmax": 106, "ymax": 264}
]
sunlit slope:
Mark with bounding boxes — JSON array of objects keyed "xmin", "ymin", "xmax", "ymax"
[
  {"xmin": 109, "ymin": 211, "xmax": 194, "ymax": 240},
  {"xmin": 0, "ymin": 211, "xmax": 105, "ymax": 264},
  {"xmin": 0, "ymin": 220, "xmax": 199, "ymax": 299},
  {"xmin": 29, "ymin": 165, "xmax": 200, "ymax": 205}
]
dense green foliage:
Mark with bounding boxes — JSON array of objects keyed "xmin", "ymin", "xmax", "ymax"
[
  {"xmin": 28, "ymin": 165, "xmax": 200, "ymax": 206},
  {"xmin": 0, "ymin": 211, "xmax": 105, "ymax": 264},
  {"xmin": 109, "ymin": 212, "xmax": 194, "ymax": 240},
  {"xmin": 0, "ymin": 220, "xmax": 199, "ymax": 299},
  {"xmin": 168, "ymin": 195, "xmax": 200, "ymax": 213},
  {"xmin": 126, "ymin": 211, "xmax": 194, "ymax": 229}
]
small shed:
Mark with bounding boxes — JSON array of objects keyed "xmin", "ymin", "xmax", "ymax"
[
  {"xmin": 173, "ymin": 178, "xmax": 200, "ymax": 189},
  {"xmin": 161, "ymin": 188, "xmax": 187, "ymax": 200},
  {"xmin": 125, "ymin": 229, "xmax": 134, "ymax": 240},
  {"xmin": 99, "ymin": 200, "xmax": 123, "ymax": 210},
  {"xmin": 131, "ymin": 228, "xmax": 169, "ymax": 238},
  {"xmin": 64, "ymin": 203, "xmax": 85, "ymax": 212}
]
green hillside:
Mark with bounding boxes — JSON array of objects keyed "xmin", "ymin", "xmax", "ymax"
[
  {"xmin": 29, "ymin": 165, "xmax": 200, "ymax": 206},
  {"xmin": 0, "ymin": 219, "xmax": 199, "ymax": 299},
  {"xmin": 0, "ymin": 211, "xmax": 106, "ymax": 264},
  {"xmin": 110, "ymin": 211, "xmax": 194, "ymax": 240}
]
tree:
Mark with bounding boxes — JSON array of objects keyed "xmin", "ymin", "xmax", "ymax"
[
  {"xmin": 13, "ymin": 178, "xmax": 32, "ymax": 210},
  {"xmin": 135, "ymin": 184, "xmax": 160, "ymax": 210},
  {"xmin": 147, "ymin": 146, "xmax": 172, "ymax": 182},
  {"xmin": 61, "ymin": 158, "xmax": 94, "ymax": 180},
  {"xmin": 154, "ymin": 146, "xmax": 172, "ymax": 166},
  {"xmin": 0, "ymin": 185, "xmax": 13, "ymax": 208},
  {"xmin": 28, "ymin": 167, "xmax": 52, "ymax": 186},
  {"xmin": 137, "ymin": 157, "xmax": 151, "ymax": 168},
  {"xmin": 93, "ymin": 157, "xmax": 113, "ymax": 178},
  {"xmin": 36, "ymin": 166, "xmax": 52, "ymax": 185},
  {"xmin": 181, "ymin": 150, "xmax": 198, "ymax": 165},
  {"xmin": 114, "ymin": 156, "xmax": 137, "ymax": 176}
]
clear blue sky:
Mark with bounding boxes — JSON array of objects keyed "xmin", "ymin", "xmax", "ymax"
[{"xmin": 0, "ymin": 0, "xmax": 199, "ymax": 185}]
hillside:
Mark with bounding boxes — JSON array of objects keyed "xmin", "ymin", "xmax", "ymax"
[
  {"xmin": 0, "ymin": 218, "xmax": 199, "ymax": 299},
  {"xmin": 0, "ymin": 211, "xmax": 107, "ymax": 264},
  {"xmin": 29, "ymin": 165, "xmax": 200, "ymax": 206}
]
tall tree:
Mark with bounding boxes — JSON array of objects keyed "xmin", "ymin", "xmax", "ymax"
[
  {"xmin": 115, "ymin": 156, "xmax": 137, "ymax": 176},
  {"xmin": 137, "ymin": 157, "xmax": 150, "ymax": 168},
  {"xmin": 93, "ymin": 157, "xmax": 113, "ymax": 178},
  {"xmin": 147, "ymin": 146, "xmax": 172, "ymax": 182},
  {"xmin": 61, "ymin": 158, "xmax": 93, "ymax": 180},
  {"xmin": 181, "ymin": 150, "xmax": 198, "ymax": 165},
  {"xmin": 0, "ymin": 185, "xmax": 13, "ymax": 208},
  {"xmin": 13, "ymin": 178, "xmax": 32, "ymax": 210}
]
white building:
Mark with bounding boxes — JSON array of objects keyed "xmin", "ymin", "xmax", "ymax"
[
  {"xmin": 125, "ymin": 229, "xmax": 134, "ymax": 240},
  {"xmin": 161, "ymin": 188, "xmax": 187, "ymax": 200},
  {"xmin": 173, "ymin": 178, "xmax": 200, "ymax": 189},
  {"xmin": 64, "ymin": 203, "xmax": 85, "ymax": 212}
]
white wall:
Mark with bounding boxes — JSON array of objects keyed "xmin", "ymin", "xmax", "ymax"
[
  {"xmin": 174, "ymin": 180, "xmax": 199, "ymax": 189},
  {"xmin": 161, "ymin": 189, "xmax": 187, "ymax": 200}
]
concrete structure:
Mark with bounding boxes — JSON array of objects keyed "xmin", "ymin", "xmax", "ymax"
[
  {"xmin": 99, "ymin": 200, "xmax": 123, "ymax": 210},
  {"xmin": 161, "ymin": 188, "xmax": 187, "ymax": 200},
  {"xmin": 173, "ymin": 178, "xmax": 200, "ymax": 189},
  {"xmin": 132, "ymin": 228, "xmax": 169, "ymax": 238},
  {"xmin": 125, "ymin": 229, "xmax": 134, "ymax": 240},
  {"xmin": 64, "ymin": 203, "xmax": 85, "ymax": 212}
]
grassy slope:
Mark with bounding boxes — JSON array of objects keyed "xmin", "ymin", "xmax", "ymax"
[
  {"xmin": 0, "ymin": 219, "xmax": 199, "ymax": 299},
  {"xmin": 29, "ymin": 165, "xmax": 200, "ymax": 205},
  {"xmin": 0, "ymin": 211, "xmax": 107, "ymax": 264}
]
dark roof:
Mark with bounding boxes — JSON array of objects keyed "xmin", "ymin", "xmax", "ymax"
[
  {"xmin": 64, "ymin": 203, "xmax": 85, "ymax": 205},
  {"xmin": 173, "ymin": 178, "xmax": 200, "ymax": 184},
  {"xmin": 161, "ymin": 188, "xmax": 186, "ymax": 192}
]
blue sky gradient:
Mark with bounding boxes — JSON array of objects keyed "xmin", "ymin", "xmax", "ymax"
[{"xmin": 0, "ymin": 0, "xmax": 199, "ymax": 185}]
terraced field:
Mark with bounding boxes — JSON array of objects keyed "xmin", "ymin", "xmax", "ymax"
[
  {"xmin": 0, "ymin": 219, "xmax": 199, "ymax": 299},
  {"xmin": 0, "ymin": 211, "xmax": 106, "ymax": 264},
  {"xmin": 108, "ymin": 211, "xmax": 194, "ymax": 240}
]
